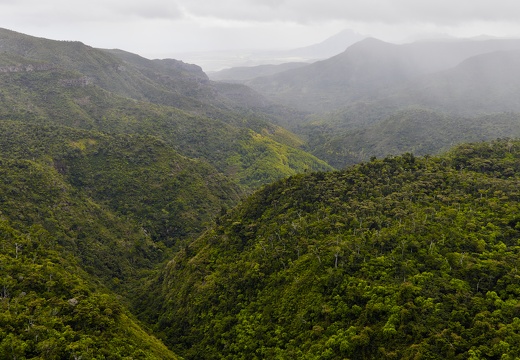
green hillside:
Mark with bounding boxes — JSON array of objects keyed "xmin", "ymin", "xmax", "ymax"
[
  {"xmin": 302, "ymin": 108, "xmax": 520, "ymax": 168},
  {"xmin": 0, "ymin": 158, "xmax": 179, "ymax": 359},
  {"xmin": 144, "ymin": 139, "xmax": 520, "ymax": 359},
  {"xmin": 0, "ymin": 121, "xmax": 243, "ymax": 248},
  {"xmin": 0, "ymin": 54, "xmax": 331, "ymax": 191},
  {"xmin": 0, "ymin": 28, "xmax": 332, "ymax": 358}
]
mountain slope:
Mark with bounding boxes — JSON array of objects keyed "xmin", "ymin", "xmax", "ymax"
[
  {"xmin": 208, "ymin": 62, "xmax": 308, "ymax": 82},
  {"xmin": 143, "ymin": 139, "xmax": 520, "ymax": 359},
  {"xmin": 286, "ymin": 29, "xmax": 366, "ymax": 59},
  {"xmin": 303, "ymin": 108, "xmax": 520, "ymax": 168},
  {"xmin": 0, "ymin": 120, "xmax": 243, "ymax": 248},
  {"xmin": 0, "ymin": 158, "xmax": 180, "ymax": 359},
  {"xmin": 384, "ymin": 49, "xmax": 520, "ymax": 115},
  {"xmin": 0, "ymin": 48, "xmax": 332, "ymax": 190},
  {"xmin": 291, "ymin": 47, "xmax": 520, "ymax": 168}
]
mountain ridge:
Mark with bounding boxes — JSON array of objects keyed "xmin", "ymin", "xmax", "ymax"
[
  {"xmin": 244, "ymin": 37, "xmax": 520, "ymax": 113},
  {"xmin": 142, "ymin": 140, "xmax": 520, "ymax": 359}
]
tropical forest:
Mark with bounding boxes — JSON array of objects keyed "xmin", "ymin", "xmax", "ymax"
[{"xmin": 2, "ymin": 26, "xmax": 520, "ymax": 359}]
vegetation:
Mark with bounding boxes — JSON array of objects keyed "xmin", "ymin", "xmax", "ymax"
[
  {"xmin": 0, "ymin": 27, "xmax": 335, "ymax": 358},
  {"xmin": 238, "ymin": 38, "xmax": 520, "ymax": 169},
  {"xmin": 144, "ymin": 139, "xmax": 520, "ymax": 359},
  {"xmin": 302, "ymin": 108, "xmax": 520, "ymax": 168},
  {"xmin": 5, "ymin": 27, "xmax": 520, "ymax": 359},
  {"xmin": 0, "ymin": 158, "xmax": 179, "ymax": 359},
  {"xmin": 0, "ymin": 120, "xmax": 242, "ymax": 250},
  {"xmin": 0, "ymin": 55, "xmax": 331, "ymax": 190}
]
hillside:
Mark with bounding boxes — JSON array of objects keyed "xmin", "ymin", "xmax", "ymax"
[
  {"xmin": 142, "ymin": 139, "xmax": 520, "ymax": 359},
  {"xmin": 384, "ymin": 49, "xmax": 520, "ymax": 115},
  {"xmin": 0, "ymin": 117, "xmax": 245, "ymax": 359},
  {"xmin": 0, "ymin": 121, "xmax": 242, "ymax": 248},
  {"xmin": 0, "ymin": 157, "xmax": 179, "ymax": 359},
  {"xmin": 302, "ymin": 108, "xmax": 520, "ymax": 168},
  {"xmin": 0, "ymin": 30, "xmax": 333, "ymax": 190},
  {"xmin": 261, "ymin": 42, "xmax": 520, "ymax": 169},
  {"xmin": 0, "ymin": 28, "xmax": 333, "ymax": 358},
  {"xmin": 5, "ymin": 26, "xmax": 520, "ymax": 360}
]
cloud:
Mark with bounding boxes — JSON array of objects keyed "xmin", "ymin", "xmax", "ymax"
[
  {"xmin": 0, "ymin": 0, "xmax": 183, "ymax": 25},
  {"xmin": 114, "ymin": 1, "xmax": 183, "ymax": 20},
  {"xmin": 3, "ymin": 0, "xmax": 520, "ymax": 33},
  {"xmin": 179, "ymin": 0, "xmax": 520, "ymax": 25}
]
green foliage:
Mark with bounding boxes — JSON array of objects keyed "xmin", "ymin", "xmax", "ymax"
[
  {"xmin": 0, "ymin": 68, "xmax": 331, "ymax": 191},
  {"xmin": 0, "ymin": 28, "xmax": 332, "ymax": 191},
  {"xmin": 146, "ymin": 139, "xmax": 520, "ymax": 359},
  {"xmin": 53, "ymin": 127, "xmax": 242, "ymax": 247},
  {"xmin": 0, "ymin": 218, "xmax": 178, "ymax": 359},
  {"xmin": 301, "ymin": 107, "xmax": 520, "ymax": 168},
  {"xmin": 0, "ymin": 28, "xmax": 334, "ymax": 358},
  {"xmin": 0, "ymin": 138, "xmax": 184, "ymax": 357}
]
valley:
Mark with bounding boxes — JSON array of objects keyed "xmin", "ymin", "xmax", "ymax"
[{"xmin": 2, "ymin": 27, "xmax": 520, "ymax": 359}]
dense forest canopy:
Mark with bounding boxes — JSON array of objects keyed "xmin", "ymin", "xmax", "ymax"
[{"xmin": 142, "ymin": 139, "xmax": 520, "ymax": 359}]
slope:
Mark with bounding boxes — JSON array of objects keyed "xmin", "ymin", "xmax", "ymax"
[
  {"xmin": 143, "ymin": 139, "xmax": 520, "ymax": 359},
  {"xmin": 303, "ymin": 108, "xmax": 520, "ymax": 168},
  {"xmin": 0, "ymin": 51, "xmax": 332, "ymax": 190},
  {"xmin": 0, "ymin": 120, "xmax": 242, "ymax": 248},
  {"xmin": 0, "ymin": 158, "xmax": 179, "ymax": 359},
  {"xmin": 208, "ymin": 62, "xmax": 308, "ymax": 82},
  {"xmin": 294, "ymin": 48, "xmax": 520, "ymax": 169},
  {"xmin": 384, "ymin": 49, "xmax": 520, "ymax": 115}
]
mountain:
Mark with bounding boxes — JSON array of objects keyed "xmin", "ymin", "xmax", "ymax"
[
  {"xmin": 0, "ymin": 28, "xmax": 332, "ymax": 358},
  {"xmin": 239, "ymin": 37, "xmax": 520, "ymax": 169},
  {"xmin": 0, "ymin": 209, "xmax": 179, "ymax": 359},
  {"xmin": 140, "ymin": 139, "xmax": 520, "ymax": 359},
  {"xmin": 6, "ymin": 26, "xmax": 520, "ymax": 360},
  {"xmin": 0, "ymin": 140, "xmax": 181, "ymax": 358},
  {"xmin": 207, "ymin": 29, "xmax": 366, "ymax": 82},
  {"xmin": 0, "ymin": 121, "xmax": 243, "ymax": 249},
  {"xmin": 169, "ymin": 29, "xmax": 366, "ymax": 72},
  {"xmin": 0, "ymin": 28, "xmax": 332, "ymax": 191},
  {"xmin": 245, "ymin": 38, "xmax": 520, "ymax": 113},
  {"xmin": 286, "ymin": 29, "xmax": 367, "ymax": 60},
  {"xmin": 295, "ymin": 47, "xmax": 520, "ymax": 168}
]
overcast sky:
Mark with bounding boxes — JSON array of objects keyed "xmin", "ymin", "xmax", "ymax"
[{"xmin": 2, "ymin": 0, "xmax": 520, "ymax": 59}]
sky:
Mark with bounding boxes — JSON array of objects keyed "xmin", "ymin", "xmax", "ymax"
[{"xmin": 2, "ymin": 0, "xmax": 520, "ymax": 66}]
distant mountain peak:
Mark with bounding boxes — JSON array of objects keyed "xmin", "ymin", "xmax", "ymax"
[{"xmin": 287, "ymin": 28, "xmax": 367, "ymax": 59}]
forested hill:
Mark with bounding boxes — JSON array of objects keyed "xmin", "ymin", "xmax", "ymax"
[
  {"xmin": 211, "ymin": 36, "xmax": 520, "ymax": 170},
  {"xmin": 0, "ymin": 27, "xmax": 331, "ymax": 191},
  {"xmin": 0, "ymin": 143, "xmax": 183, "ymax": 358},
  {"xmin": 142, "ymin": 139, "xmax": 520, "ymax": 359},
  {"xmin": 6, "ymin": 26, "xmax": 520, "ymax": 360},
  {"xmin": 303, "ymin": 108, "xmax": 520, "ymax": 168}
]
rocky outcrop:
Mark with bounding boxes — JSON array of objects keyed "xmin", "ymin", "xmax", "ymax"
[{"xmin": 0, "ymin": 63, "xmax": 55, "ymax": 73}]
